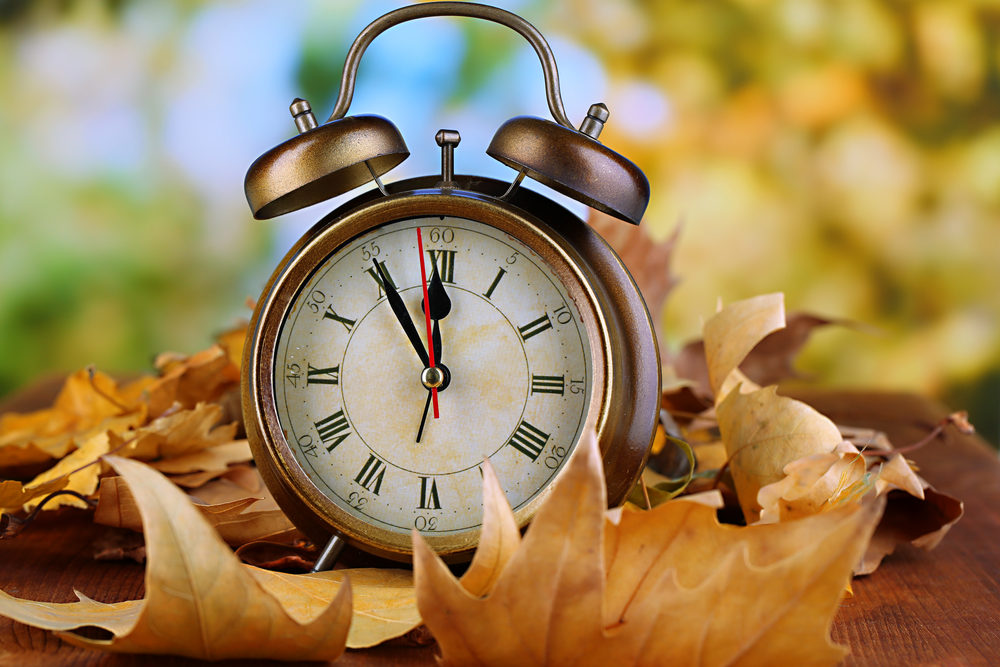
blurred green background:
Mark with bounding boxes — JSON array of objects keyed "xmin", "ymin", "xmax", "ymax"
[{"xmin": 1, "ymin": 0, "xmax": 997, "ymax": 445}]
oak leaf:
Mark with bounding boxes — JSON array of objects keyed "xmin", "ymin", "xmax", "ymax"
[
  {"xmin": 0, "ymin": 455, "xmax": 352, "ymax": 661},
  {"xmin": 415, "ymin": 432, "xmax": 880, "ymax": 666}
]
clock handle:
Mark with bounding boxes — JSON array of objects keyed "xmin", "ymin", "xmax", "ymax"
[{"xmin": 325, "ymin": 1, "xmax": 574, "ymax": 129}]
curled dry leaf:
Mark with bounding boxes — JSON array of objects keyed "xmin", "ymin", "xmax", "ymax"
[
  {"xmin": 675, "ymin": 312, "xmax": 855, "ymax": 398},
  {"xmin": 94, "ymin": 475, "xmax": 298, "ymax": 547},
  {"xmin": 415, "ymin": 432, "xmax": 880, "ymax": 666},
  {"xmin": 0, "ymin": 456, "xmax": 353, "ymax": 661},
  {"xmin": 718, "ymin": 385, "xmax": 842, "ymax": 523},
  {"xmin": 701, "ymin": 293, "xmax": 962, "ymax": 571}
]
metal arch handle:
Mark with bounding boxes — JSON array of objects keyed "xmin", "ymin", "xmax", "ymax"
[{"xmin": 326, "ymin": 1, "xmax": 574, "ymax": 129}]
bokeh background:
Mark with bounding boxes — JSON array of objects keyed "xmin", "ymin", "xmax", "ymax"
[{"xmin": 1, "ymin": 0, "xmax": 997, "ymax": 445}]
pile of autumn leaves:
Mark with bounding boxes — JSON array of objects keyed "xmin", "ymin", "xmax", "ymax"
[{"xmin": 0, "ymin": 296, "xmax": 962, "ymax": 665}]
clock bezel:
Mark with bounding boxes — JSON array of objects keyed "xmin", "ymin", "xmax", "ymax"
[{"xmin": 243, "ymin": 175, "xmax": 660, "ymax": 562}]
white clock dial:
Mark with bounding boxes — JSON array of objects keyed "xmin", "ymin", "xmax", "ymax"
[{"xmin": 272, "ymin": 216, "xmax": 592, "ymax": 537}]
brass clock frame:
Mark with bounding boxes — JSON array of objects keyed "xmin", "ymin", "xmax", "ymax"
[{"xmin": 243, "ymin": 176, "xmax": 660, "ymax": 562}]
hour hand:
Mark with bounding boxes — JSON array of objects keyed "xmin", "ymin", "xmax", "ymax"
[
  {"xmin": 425, "ymin": 265, "xmax": 452, "ymax": 362},
  {"xmin": 374, "ymin": 259, "xmax": 429, "ymax": 366}
]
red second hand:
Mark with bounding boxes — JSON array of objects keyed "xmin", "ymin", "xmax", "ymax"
[{"xmin": 416, "ymin": 228, "xmax": 439, "ymax": 419}]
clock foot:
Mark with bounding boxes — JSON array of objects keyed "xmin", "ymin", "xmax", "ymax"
[{"xmin": 311, "ymin": 533, "xmax": 347, "ymax": 572}]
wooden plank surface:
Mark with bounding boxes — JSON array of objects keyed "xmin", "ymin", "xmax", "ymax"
[{"xmin": 1, "ymin": 387, "xmax": 997, "ymax": 665}]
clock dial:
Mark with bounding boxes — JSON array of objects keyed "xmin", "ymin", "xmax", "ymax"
[{"xmin": 272, "ymin": 216, "xmax": 593, "ymax": 537}]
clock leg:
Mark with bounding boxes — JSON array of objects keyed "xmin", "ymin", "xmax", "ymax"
[{"xmin": 311, "ymin": 533, "xmax": 347, "ymax": 572}]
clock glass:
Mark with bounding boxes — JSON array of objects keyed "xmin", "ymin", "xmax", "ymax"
[{"xmin": 271, "ymin": 215, "xmax": 593, "ymax": 538}]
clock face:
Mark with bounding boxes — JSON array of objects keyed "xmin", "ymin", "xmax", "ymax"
[{"xmin": 271, "ymin": 215, "xmax": 593, "ymax": 539}]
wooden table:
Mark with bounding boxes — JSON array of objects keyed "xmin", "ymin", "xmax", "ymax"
[{"xmin": 1, "ymin": 389, "xmax": 998, "ymax": 665}]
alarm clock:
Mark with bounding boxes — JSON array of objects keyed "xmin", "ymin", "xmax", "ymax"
[{"xmin": 241, "ymin": 2, "xmax": 659, "ymax": 565}]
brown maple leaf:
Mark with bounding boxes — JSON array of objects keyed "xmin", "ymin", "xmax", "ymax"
[{"xmin": 415, "ymin": 432, "xmax": 880, "ymax": 666}]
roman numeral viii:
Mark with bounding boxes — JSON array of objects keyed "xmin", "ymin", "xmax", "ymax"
[
  {"xmin": 508, "ymin": 420, "xmax": 550, "ymax": 461},
  {"xmin": 306, "ymin": 364, "xmax": 339, "ymax": 385},
  {"xmin": 531, "ymin": 374, "xmax": 565, "ymax": 395},
  {"xmin": 355, "ymin": 454, "xmax": 386, "ymax": 495},
  {"xmin": 418, "ymin": 476, "xmax": 441, "ymax": 510},
  {"xmin": 427, "ymin": 249, "xmax": 456, "ymax": 283},
  {"xmin": 314, "ymin": 409, "xmax": 351, "ymax": 452}
]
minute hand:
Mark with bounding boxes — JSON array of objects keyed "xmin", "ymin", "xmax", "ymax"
[{"xmin": 374, "ymin": 260, "xmax": 429, "ymax": 367}]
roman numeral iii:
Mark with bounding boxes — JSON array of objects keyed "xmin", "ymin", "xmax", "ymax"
[
  {"xmin": 508, "ymin": 420, "xmax": 550, "ymax": 460},
  {"xmin": 418, "ymin": 476, "xmax": 441, "ymax": 510},
  {"xmin": 314, "ymin": 409, "xmax": 351, "ymax": 452},
  {"xmin": 355, "ymin": 454, "xmax": 386, "ymax": 495},
  {"xmin": 531, "ymin": 374, "xmax": 565, "ymax": 395},
  {"xmin": 306, "ymin": 364, "xmax": 339, "ymax": 385}
]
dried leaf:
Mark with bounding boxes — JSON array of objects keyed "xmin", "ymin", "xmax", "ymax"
[
  {"xmin": 94, "ymin": 475, "xmax": 298, "ymax": 547},
  {"xmin": 415, "ymin": 432, "xmax": 879, "ymax": 666},
  {"xmin": 704, "ymin": 292, "xmax": 785, "ymax": 399},
  {"xmin": 0, "ymin": 369, "xmax": 146, "ymax": 466},
  {"xmin": 248, "ymin": 568, "xmax": 420, "ymax": 649},
  {"xmin": 22, "ymin": 431, "xmax": 120, "ymax": 510},
  {"xmin": 126, "ymin": 403, "xmax": 236, "ymax": 461},
  {"xmin": 0, "ymin": 456, "xmax": 352, "ymax": 661},
  {"xmin": 145, "ymin": 345, "xmax": 240, "ymax": 418},
  {"xmin": 456, "ymin": 460, "xmax": 521, "ymax": 597},
  {"xmin": 858, "ymin": 487, "xmax": 963, "ymax": 574},
  {"xmin": 150, "ymin": 440, "xmax": 252, "ymax": 475},
  {"xmin": 673, "ymin": 312, "xmax": 846, "ymax": 398},
  {"xmin": 719, "ymin": 385, "xmax": 842, "ymax": 522},
  {"xmin": 0, "ymin": 476, "xmax": 68, "ymax": 512}
]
